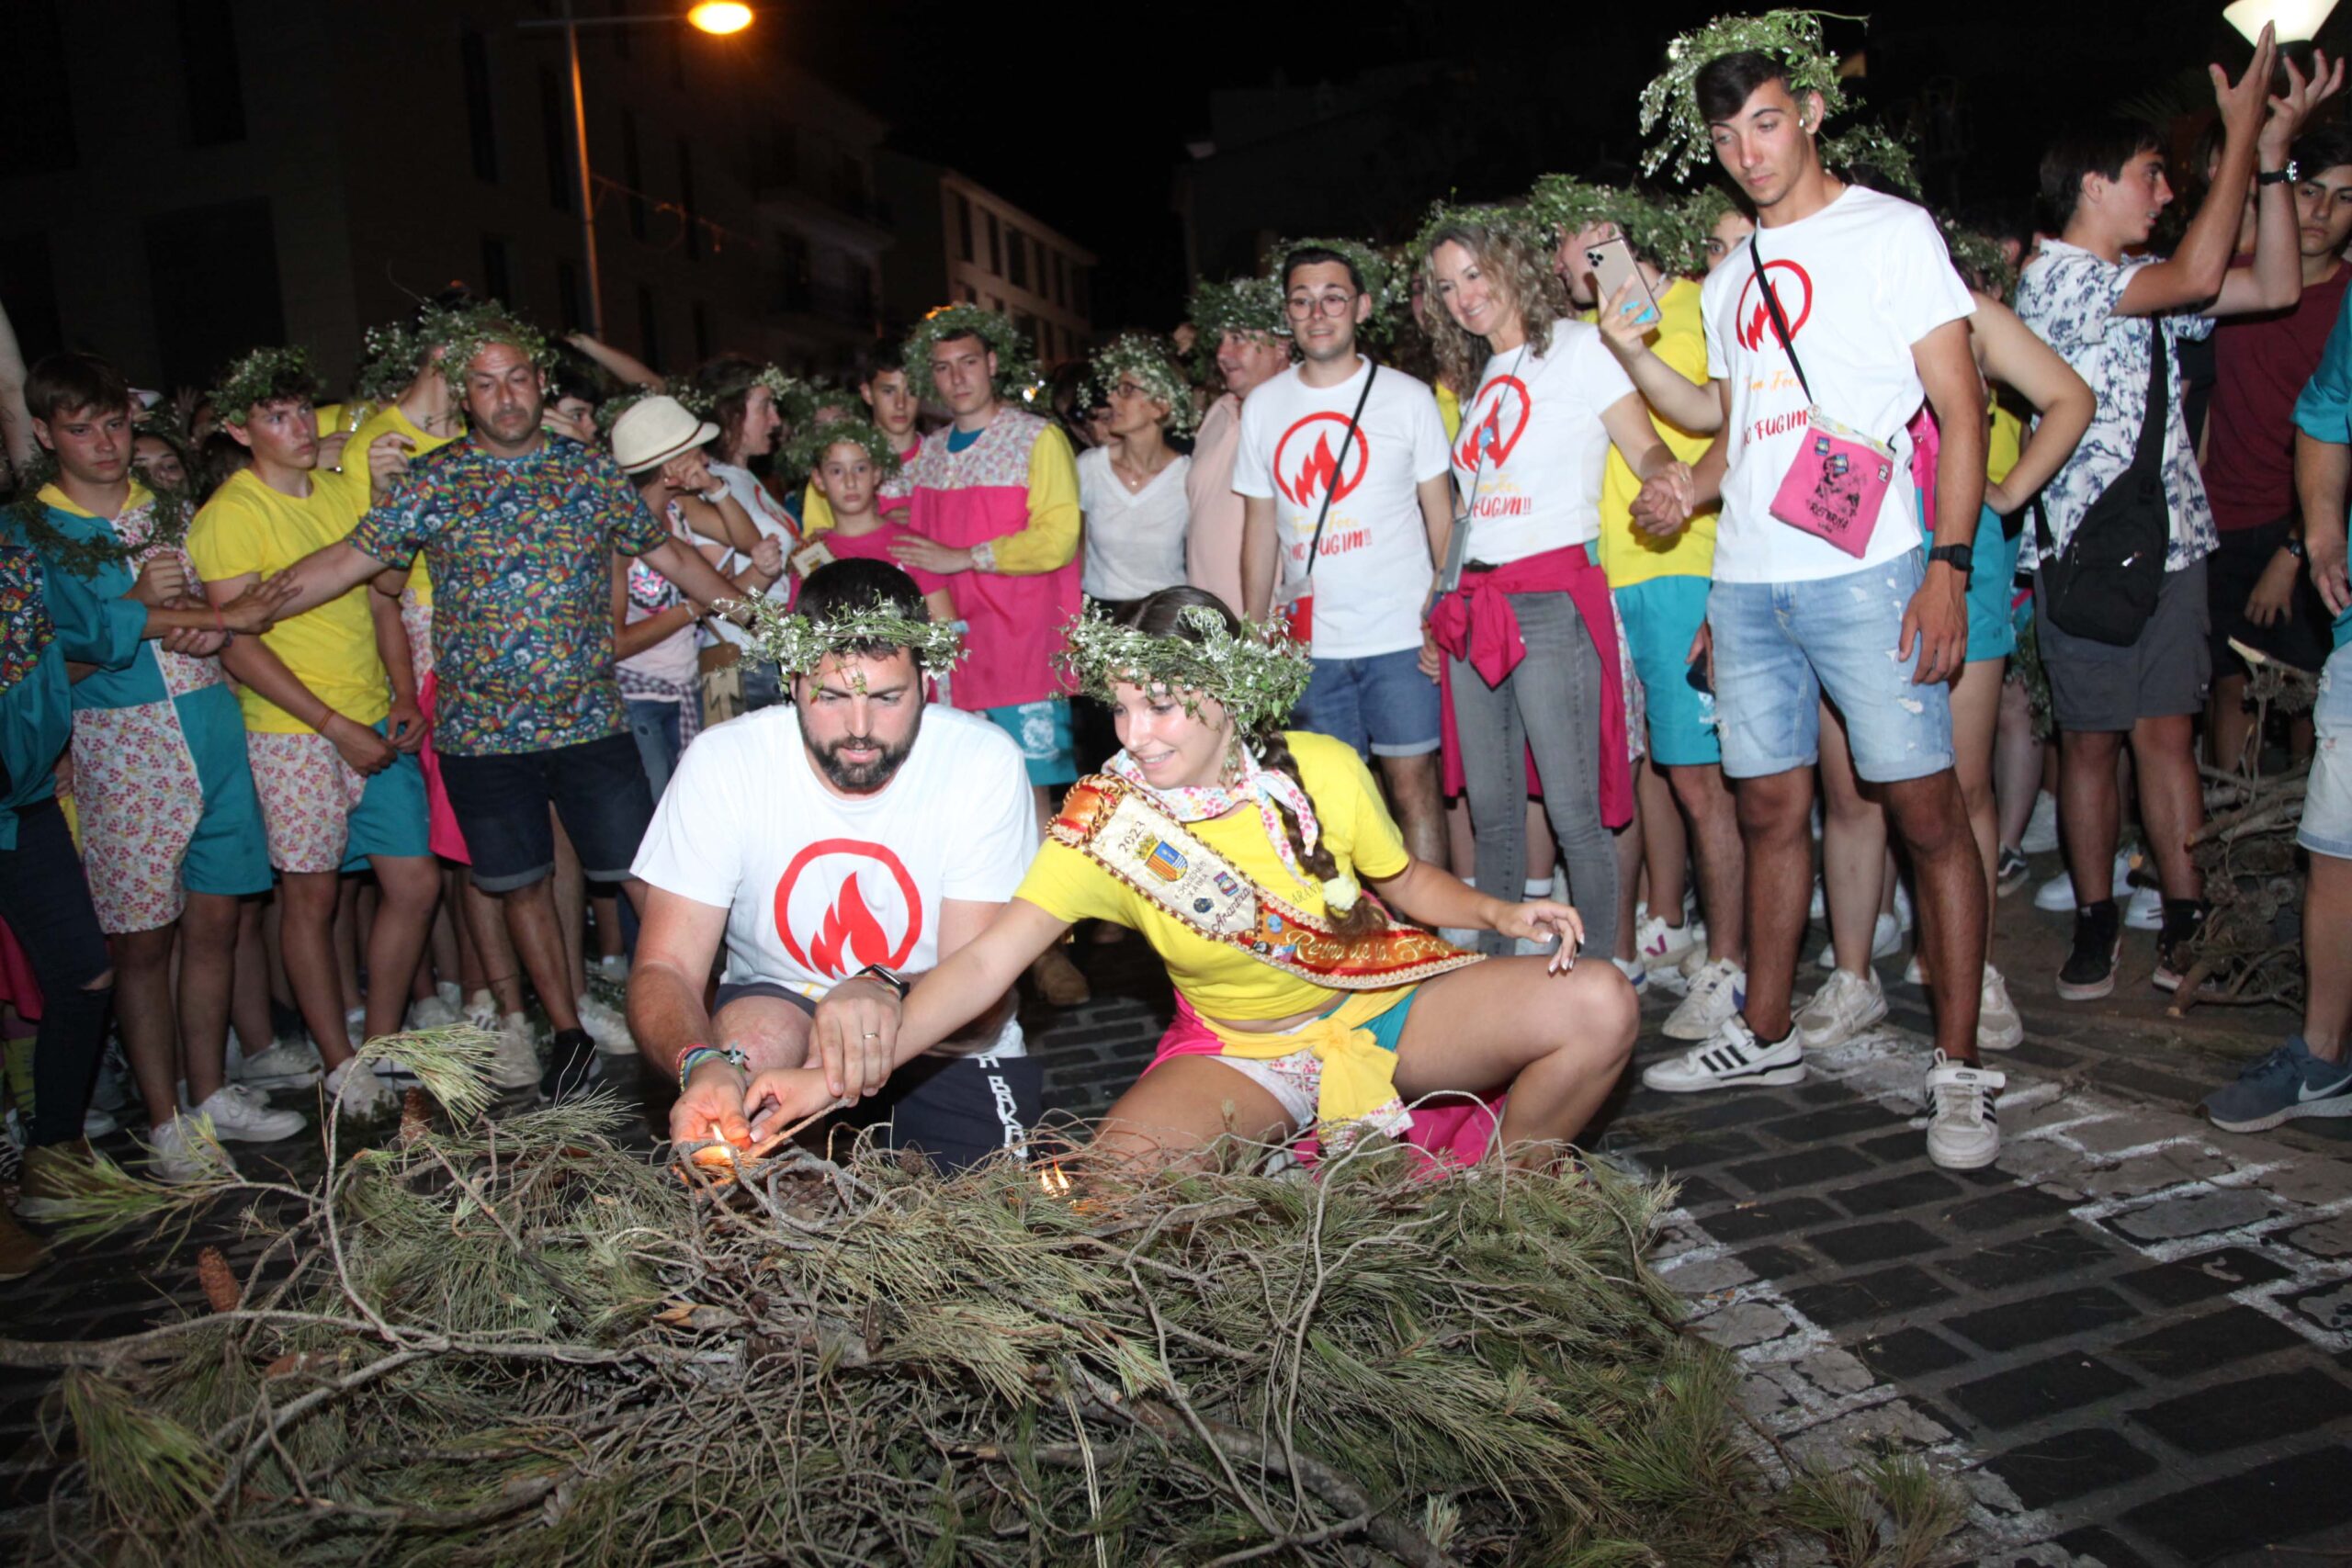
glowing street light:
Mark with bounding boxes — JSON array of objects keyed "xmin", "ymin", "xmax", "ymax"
[
  {"xmin": 688, "ymin": 3, "xmax": 754, "ymax": 33},
  {"xmin": 2225, "ymin": 0, "xmax": 2339, "ymax": 42}
]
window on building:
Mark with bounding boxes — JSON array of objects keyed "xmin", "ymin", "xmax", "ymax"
[
  {"xmin": 637, "ymin": 286, "xmax": 662, "ymax": 368},
  {"xmin": 986, "ymin": 212, "xmax": 1001, "ymax": 278},
  {"xmin": 1006, "ymin": 230, "xmax": 1027, "ymax": 291},
  {"xmin": 176, "ymin": 0, "xmax": 246, "ymax": 146},
  {"xmin": 677, "ymin": 141, "xmax": 700, "ymax": 262},
  {"xmin": 538, "ymin": 69, "xmax": 574, "ymax": 213},
  {"xmin": 621, "ymin": 110, "xmax": 647, "ymax": 241},
  {"xmin": 1036, "ymin": 322, "xmax": 1054, "ymax": 361},
  {"xmin": 987, "ymin": 294, "xmax": 1002, "ymax": 312},
  {"xmin": 481, "ymin": 236, "xmax": 513, "ymax": 303},
  {"xmin": 556, "ymin": 258, "xmax": 585, "ymax": 333},
  {"xmin": 959, "ymin": 283, "xmax": 977, "ymax": 304},
  {"xmin": 460, "ymin": 30, "xmax": 499, "ymax": 181},
  {"xmin": 956, "ymin": 194, "xmax": 974, "ymax": 263},
  {"xmin": 692, "ymin": 300, "xmax": 711, "ymax": 363}
]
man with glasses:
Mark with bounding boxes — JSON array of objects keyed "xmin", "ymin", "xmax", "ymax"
[{"xmin": 1238, "ymin": 246, "xmax": 1455, "ymax": 869}]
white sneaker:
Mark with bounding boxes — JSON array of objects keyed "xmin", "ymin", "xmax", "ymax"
[
  {"xmin": 1797, "ymin": 966, "xmax": 1888, "ymax": 1051},
  {"xmin": 324, "ymin": 1059, "xmax": 395, "ymax": 1119},
  {"xmin": 1925, "ymin": 1051, "xmax": 2005, "ymax": 1169},
  {"xmin": 368, "ymin": 1044, "xmax": 422, "ymax": 1083},
  {"xmin": 408, "ymin": 994, "xmax": 461, "ymax": 1031},
  {"xmin": 147, "ymin": 1114, "xmax": 232, "ymax": 1183},
  {"xmin": 2123, "ymin": 883, "xmax": 2163, "ymax": 931},
  {"xmin": 2020, "ymin": 791, "xmax": 2060, "ymax": 854},
  {"xmin": 344, "ymin": 1006, "xmax": 365, "ymax": 1046},
  {"xmin": 1894, "ymin": 881, "xmax": 1915, "ymax": 934},
  {"xmin": 83, "ymin": 1105, "xmax": 119, "ymax": 1138},
  {"xmin": 1978, "ymin": 964, "xmax": 2024, "ymax": 1052},
  {"xmin": 435, "ymin": 980, "xmax": 464, "ymax": 1012},
  {"xmin": 463, "ymin": 988, "xmax": 500, "ymax": 1031},
  {"xmin": 576, "ymin": 993, "xmax": 637, "ymax": 1055},
  {"xmin": 1642, "ymin": 1013, "xmax": 1804, "ymax": 1093},
  {"xmin": 1609, "ymin": 956, "xmax": 1648, "ymax": 994},
  {"xmin": 1634, "ymin": 912, "xmax": 1702, "ymax": 976},
  {"xmin": 1902, "ymin": 949, "xmax": 1926, "ymax": 986},
  {"xmin": 488, "ymin": 1015, "xmax": 542, "ymax": 1091},
  {"xmin": 1664, "ymin": 958, "xmax": 1744, "ymax": 1042},
  {"xmin": 593, "ymin": 953, "xmax": 630, "ymax": 983},
  {"xmin": 1809, "ymin": 877, "xmax": 1826, "ymax": 920},
  {"xmin": 237, "ymin": 1037, "xmax": 322, "ymax": 1089},
  {"xmin": 2033, "ymin": 850, "xmax": 2132, "ymax": 912},
  {"xmin": 1815, "ymin": 911, "xmax": 1900, "ymax": 970},
  {"xmin": 193, "ymin": 1084, "xmax": 306, "ymax": 1144},
  {"xmin": 223, "ymin": 1028, "xmax": 245, "ymax": 1078}
]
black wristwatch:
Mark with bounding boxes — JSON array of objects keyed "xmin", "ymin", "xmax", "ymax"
[
  {"xmin": 2258, "ymin": 162, "xmax": 2300, "ymax": 187},
  {"xmin": 2284, "ymin": 536, "xmax": 2308, "ymax": 560},
  {"xmin": 1928, "ymin": 542, "xmax": 1974, "ymax": 581},
  {"xmin": 851, "ymin": 964, "xmax": 910, "ymax": 1000}
]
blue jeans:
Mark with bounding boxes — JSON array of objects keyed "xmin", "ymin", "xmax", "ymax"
[
  {"xmin": 626, "ymin": 699, "xmax": 685, "ymax": 799},
  {"xmin": 1708, "ymin": 547, "xmax": 1954, "ymax": 784}
]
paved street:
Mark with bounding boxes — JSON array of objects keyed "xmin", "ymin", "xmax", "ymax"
[{"xmin": 4, "ymin": 894, "xmax": 2348, "ymax": 1563}]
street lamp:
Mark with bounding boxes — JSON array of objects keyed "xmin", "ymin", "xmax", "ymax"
[
  {"xmin": 517, "ymin": 2, "xmax": 757, "ymax": 339},
  {"xmin": 2225, "ymin": 0, "xmax": 2338, "ymax": 41}
]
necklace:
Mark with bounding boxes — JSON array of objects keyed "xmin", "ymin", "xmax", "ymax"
[{"xmin": 1111, "ymin": 447, "xmax": 1171, "ymax": 494}]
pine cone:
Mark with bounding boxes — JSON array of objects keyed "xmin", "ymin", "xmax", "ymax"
[
  {"xmin": 196, "ymin": 1246, "xmax": 238, "ymax": 1314},
  {"xmin": 399, "ymin": 1088, "xmax": 431, "ymax": 1146}
]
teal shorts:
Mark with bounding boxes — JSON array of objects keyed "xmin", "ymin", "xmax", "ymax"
[
  {"xmin": 1614, "ymin": 575, "xmax": 1720, "ymax": 766},
  {"xmin": 1928, "ymin": 504, "xmax": 2021, "ymax": 665},
  {"xmin": 984, "ymin": 696, "xmax": 1078, "ymax": 786},
  {"xmin": 176, "ymin": 684, "xmax": 273, "ymax": 898}
]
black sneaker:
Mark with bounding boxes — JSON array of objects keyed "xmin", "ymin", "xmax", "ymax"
[
  {"xmin": 540, "ymin": 1027, "xmax": 602, "ymax": 1101},
  {"xmin": 2153, "ymin": 898, "xmax": 2212, "ymax": 993},
  {"xmin": 2057, "ymin": 899, "xmax": 2121, "ymax": 1001}
]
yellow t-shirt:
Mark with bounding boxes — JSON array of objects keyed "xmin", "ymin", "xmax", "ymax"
[
  {"xmin": 1014, "ymin": 731, "xmax": 1411, "ymax": 1021},
  {"xmin": 318, "ymin": 403, "xmax": 462, "ymax": 608},
  {"xmin": 1987, "ymin": 403, "xmax": 2022, "ymax": 488},
  {"xmin": 1589, "ymin": 276, "xmax": 1720, "ymax": 587},
  {"xmin": 1435, "ymin": 382, "xmax": 1462, "ymax": 444},
  {"xmin": 187, "ymin": 468, "xmax": 390, "ymax": 734}
]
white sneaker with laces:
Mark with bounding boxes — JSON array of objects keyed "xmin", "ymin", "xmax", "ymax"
[
  {"xmin": 2020, "ymin": 791, "xmax": 2060, "ymax": 853},
  {"xmin": 2033, "ymin": 850, "xmax": 2132, "ymax": 912},
  {"xmin": 1797, "ymin": 966, "xmax": 1888, "ymax": 1052},
  {"xmin": 237, "ymin": 1037, "xmax": 322, "ymax": 1089},
  {"xmin": 193, "ymin": 1084, "xmax": 305, "ymax": 1144},
  {"xmin": 148, "ymin": 1114, "xmax": 232, "ymax": 1183},
  {"xmin": 576, "ymin": 993, "xmax": 637, "ymax": 1055},
  {"xmin": 593, "ymin": 953, "xmax": 630, "ymax": 983},
  {"xmin": 489, "ymin": 1015, "xmax": 542, "ymax": 1090},
  {"xmin": 2123, "ymin": 883, "xmax": 2163, "ymax": 931},
  {"xmin": 1608, "ymin": 955, "xmax": 1647, "ymax": 994},
  {"xmin": 1634, "ymin": 912, "xmax": 1702, "ymax": 976},
  {"xmin": 1977, "ymin": 964, "xmax": 2025, "ymax": 1052},
  {"xmin": 324, "ymin": 1059, "xmax": 396, "ymax": 1118},
  {"xmin": 1815, "ymin": 912, "xmax": 1900, "ymax": 970},
  {"xmin": 408, "ymin": 995, "xmax": 461, "ymax": 1031},
  {"xmin": 1641, "ymin": 1012, "xmax": 1804, "ymax": 1093},
  {"xmin": 1664, "ymin": 958, "xmax": 1743, "ymax": 1042},
  {"xmin": 1925, "ymin": 1051, "xmax": 2005, "ymax": 1169},
  {"xmin": 463, "ymin": 989, "xmax": 500, "ymax": 1032}
]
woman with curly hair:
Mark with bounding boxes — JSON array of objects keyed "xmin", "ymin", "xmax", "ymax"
[
  {"xmin": 718, "ymin": 587, "xmax": 1636, "ymax": 1170},
  {"xmin": 1418, "ymin": 215, "xmax": 1688, "ymax": 963}
]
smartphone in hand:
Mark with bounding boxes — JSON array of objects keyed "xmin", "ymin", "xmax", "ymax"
[{"xmin": 1587, "ymin": 235, "xmax": 1661, "ymax": 328}]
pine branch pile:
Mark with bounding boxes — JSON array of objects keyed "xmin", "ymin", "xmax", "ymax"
[{"xmin": 0, "ymin": 1035, "xmax": 1792, "ymax": 1566}]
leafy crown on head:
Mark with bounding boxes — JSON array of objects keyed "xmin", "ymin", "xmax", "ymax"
[
  {"xmin": 424, "ymin": 303, "xmax": 558, "ymax": 394},
  {"xmin": 209, "ymin": 345, "xmax": 322, "ymax": 427},
  {"xmin": 902, "ymin": 304, "xmax": 1046, "ymax": 413},
  {"xmin": 1088, "ymin": 333, "xmax": 1201, "ymax": 439},
  {"xmin": 1639, "ymin": 9, "xmax": 1858, "ymax": 182},
  {"xmin": 736, "ymin": 591, "xmax": 965, "ymax": 681},
  {"xmin": 1267, "ymin": 236, "xmax": 1409, "ymax": 349},
  {"xmin": 786, "ymin": 417, "xmax": 904, "ymax": 482},
  {"xmin": 1057, "ymin": 604, "xmax": 1312, "ymax": 736}
]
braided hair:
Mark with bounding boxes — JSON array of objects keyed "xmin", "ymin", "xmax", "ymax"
[{"xmin": 1117, "ymin": 588, "xmax": 1383, "ymax": 944}]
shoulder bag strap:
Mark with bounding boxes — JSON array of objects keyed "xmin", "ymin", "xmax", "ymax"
[
  {"xmin": 2127, "ymin": 324, "xmax": 2170, "ymax": 473},
  {"xmin": 1749, "ymin": 233, "xmax": 1815, "ymax": 404},
  {"xmin": 1301, "ymin": 360, "xmax": 1379, "ymax": 582}
]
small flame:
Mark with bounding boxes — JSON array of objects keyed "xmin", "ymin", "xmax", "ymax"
[{"xmin": 1039, "ymin": 1163, "xmax": 1072, "ymax": 1198}]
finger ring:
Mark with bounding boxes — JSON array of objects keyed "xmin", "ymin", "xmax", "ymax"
[{"xmin": 861, "ymin": 1031, "xmax": 881, "ymax": 1039}]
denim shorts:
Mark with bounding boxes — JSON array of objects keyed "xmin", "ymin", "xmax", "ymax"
[
  {"xmin": 1707, "ymin": 547, "xmax": 1954, "ymax": 784},
  {"xmin": 437, "ymin": 730, "xmax": 656, "ymax": 892},
  {"xmin": 1295, "ymin": 648, "xmax": 1441, "ymax": 758},
  {"xmin": 2301, "ymin": 644, "xmax": 2352, "ymax": 860},
  {"xmin": 983, "ymin": 696, "xmax": 1078, "ymax": 786},
  {"xmin": 1614, "ymin": 575, "xmax": 1720, "ymax": 767}
]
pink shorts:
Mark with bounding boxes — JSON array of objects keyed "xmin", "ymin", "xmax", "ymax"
[{"xmin": 418, "ymin": 673, "xmax": 469, "ymax": 864}]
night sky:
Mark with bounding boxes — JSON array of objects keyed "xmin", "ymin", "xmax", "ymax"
[{"xmin": 777, "ymin": 0, "xmax": 2352, "ymax": 327}]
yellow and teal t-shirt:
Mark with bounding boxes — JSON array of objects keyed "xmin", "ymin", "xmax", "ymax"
[
  {"xmin": 187, "ymin": 468, "xmax": 390, "ymax": 734},
  {"xmin": 1588, "ymin": 276, "xmax": 1720, "ymax": 587},
  {"xmin": 1014, "ymin": 730, "xmax": 1410, "ymax": 1021}
]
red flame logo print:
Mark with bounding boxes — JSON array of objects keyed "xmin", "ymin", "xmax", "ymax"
[
  {"xmin": 1272, "ymin": 412, "xmax": 1372, "ymax": 508},
  {"xmin": 1733, "ymin": 259, "xmax": 1814, "ymax": 355},
  {"xmin": 775, "ymin": 839, "xmax": 922, "ymax": 979},
  {"xmin": 1453, "ymin": 374, "xmax": 1530, "ymax": 473}
]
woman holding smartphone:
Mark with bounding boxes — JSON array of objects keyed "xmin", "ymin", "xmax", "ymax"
[{"xmin": 1418, "ymin": 212, "xmax": 1688, "ymax": 960}]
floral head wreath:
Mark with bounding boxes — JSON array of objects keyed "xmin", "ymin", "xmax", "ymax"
[
  {"xmin": 1521, "ymin": 177, "xmax": 1717, "ymax": 280},
  {"xmin": 353, "ymin": 320, "xmax": 427, "ymax": 405},
  {"xmin": 754, "ymin": 366, "xmax": 826, "ymax": 429},
  {"xmin": 1058, "ymin": 604, "xmax": 1312, "ymax": 735},
  {"xmin": 1820, "ymin": 122, "xmax": 1922, "ymax": 199},
  {"xmin": 1410, "ymin": 198, "xmax": 1549, "ymax": 266},
  {"xmin": 1264, "ymin": 236, "xmax": 1409, "ymax": 348},
  {"xmin": 423, "ymin": 303, "xmax": 558, "ymax": 394},
  {"xmin": 1088, "ymin": 333, "xmax": 1201, "ymax": 439},
  {"xmin": 1640, "ymin": 10, "xmax": 1859, "ymax": 181},
  {"xmin": 784, "ymin": 417, "xmax": 905, "ymax": 482},
  {"xmin": 210, "ymin": 345, "xmax": 323, "ymax": 426},
  {"xmin": 736, "ymin": 591, "xmax": 966, "ymax": 683},
  {"xmin": 1186, "ymin": 275, "xmax": 1290, "ymax": 348},
  {"xmin": 902, "ymin": 304, "xmax": 1047, "ymax": 414}
]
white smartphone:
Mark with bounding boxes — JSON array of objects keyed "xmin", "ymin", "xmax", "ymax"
[{"xmin": 1586, "ymin": 235, "xmax": 1661, "ymax": 328}]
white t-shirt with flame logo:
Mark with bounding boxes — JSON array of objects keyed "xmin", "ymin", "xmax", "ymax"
[
  {"xmin": 1700, "ymin": 184, "xmax": 1974, "ymax": 583},
  {"xmin": 1449, "ymin": 319, "xmax": 1634, "ymax": 565},
  {"xmin": 631, "ymin": 704, "xmax": 1038, "ymax": 1055},
  {"xmin": 1233, "ymin": 355, "xmax": 1451, "ymax": 658}
]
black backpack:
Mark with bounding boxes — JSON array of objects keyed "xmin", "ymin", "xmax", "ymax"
[{"xmin": 2036, "ymin": 331, "xmax": 2170, "ymax": 647}]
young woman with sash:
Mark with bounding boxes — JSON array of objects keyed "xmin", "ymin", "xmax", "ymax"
[{"xmin": 743, "ymin": 587, "xmax": 1637, "ymax": 1168}]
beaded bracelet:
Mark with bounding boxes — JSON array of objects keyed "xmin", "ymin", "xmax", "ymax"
[{"xmin": 676, "ymin": 1043, "xmax": 749, "ymax": 1093}]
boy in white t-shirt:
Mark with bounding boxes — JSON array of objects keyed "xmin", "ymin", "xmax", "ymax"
[
  {"xmin": 630, "ymin": 559, "xmax": 1043, "ymax": 1171},
  {"xmin": 1631, "ymin": 39, "xmax": 2000, "ymax": 1171},
  {"xmin": 1237, "ymin": 245, "xmax": 1456, "ymax": 870}
]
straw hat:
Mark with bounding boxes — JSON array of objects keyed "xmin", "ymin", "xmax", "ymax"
[{"xmin": 610, "ymin": 394, "xmax": 719, "ymax": 474}]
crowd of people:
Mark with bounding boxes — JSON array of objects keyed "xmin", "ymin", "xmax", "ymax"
[{"xmin": 4, "ymin": 9, "xmax": 2352, "ymax": 1280}]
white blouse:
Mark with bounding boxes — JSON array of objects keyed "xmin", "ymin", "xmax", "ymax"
[{"xmin": 1078, "ymin": 445, "xmax": 1191, "ymax": 603}]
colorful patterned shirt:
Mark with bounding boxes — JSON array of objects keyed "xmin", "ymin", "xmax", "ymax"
[{"xmin": 348, "ymin": 434, "xmax": 668, "ymax": 756}]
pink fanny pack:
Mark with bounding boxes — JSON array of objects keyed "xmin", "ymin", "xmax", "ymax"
[{"xmin": 1751, "ymin": 234, "xmax": 1897, "ymax": 558}]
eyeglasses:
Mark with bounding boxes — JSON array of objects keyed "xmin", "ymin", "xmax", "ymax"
[{"xmin": 1284, "ymin": 290, "xmax": 1358, "ymax": 318}]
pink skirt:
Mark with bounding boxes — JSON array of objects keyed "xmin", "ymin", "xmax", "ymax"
[
  {"xmin": 1149, "ymin": 992, "xmax": 1503, "ymax": 1171},
  {"xmin": 417, "ymin": 673, "xmax": 470, "ymax": 864},
  {"xmin": 0, "ymin": 915, "xmax": 42, "ymax": 1021}
]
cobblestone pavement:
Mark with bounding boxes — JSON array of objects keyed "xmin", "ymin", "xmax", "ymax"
[{"xmin": 4, "ymin": 914, "xmax": 2348, "ymax": 1563}]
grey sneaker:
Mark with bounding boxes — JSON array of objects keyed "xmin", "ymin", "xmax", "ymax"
[
  {"xmin": 1796, "ymin": 966, "xmax": 1887, "ymax": 1052},
  {"xmin": 236, "ymin": 1037, "xmax": 322, "ymax": 1089},
  {"xmin": 1924, "ymin": 1053, "xmax": 2004, "ymax": 1170},
  {"xmin": 2202, "ymin": 1037, "xmax": 2352, "ymax": 1133}
]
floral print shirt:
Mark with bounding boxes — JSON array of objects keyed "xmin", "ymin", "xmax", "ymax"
[
  {"xmin": 349, "ymin": 434, "xmax": 668, "ymax": 756},
  {"xmin": 2014, "ymin": 240, "xmax": 2217, "ymax": 573}
]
